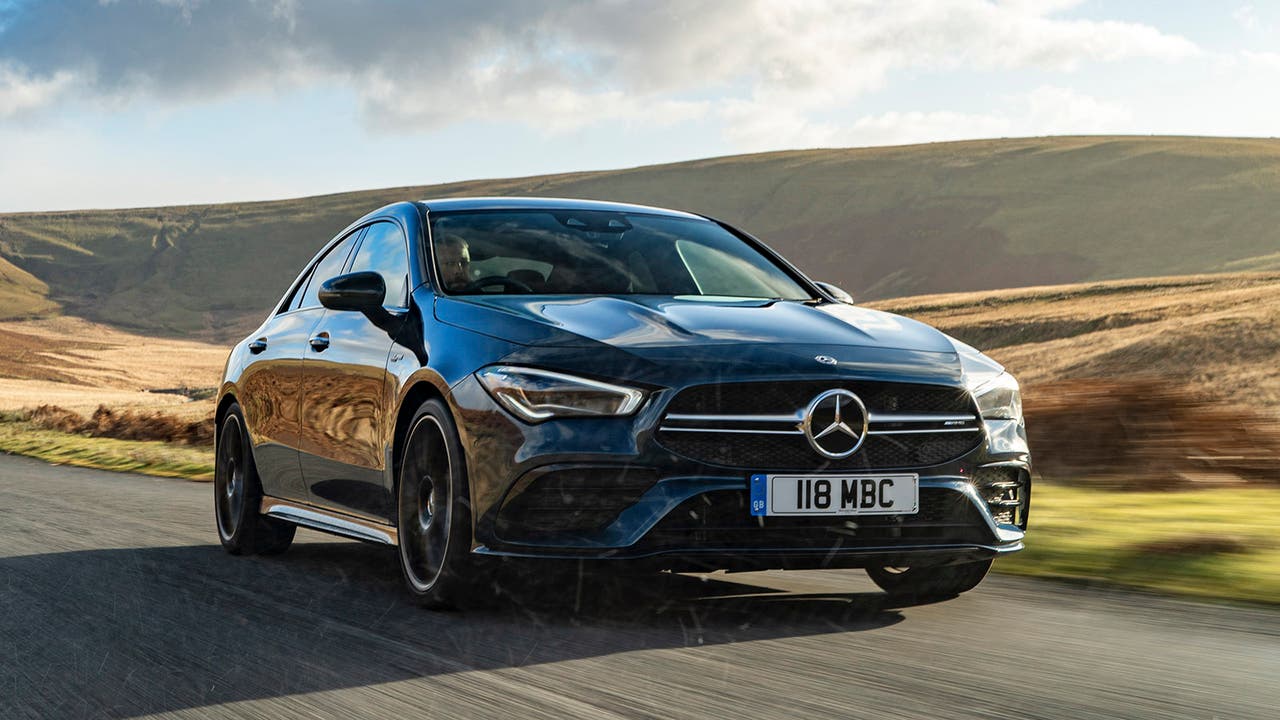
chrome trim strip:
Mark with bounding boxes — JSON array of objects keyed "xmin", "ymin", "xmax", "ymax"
[
  {"xmin": 260, "ymin": 497, "xmax": 398, "ymax": 546},
  {"xmin": 865, "ymin": 427, "xmax": 982, "ymax": 435},
  {"xmin": 664, "ymin": 412, "xmax": 803, "ymax": 423},
  {"xmin": 658, "ymin": 426, "xmax": 804, "ymax": 435},
  {"xmin": 473, "ymin": 540, "xmax": 1023, "ymax": 559},
  {"xmin": 659, "ymin": 426, "xmax": 980, "ymax": 435},
  {"xmin": 868, "ymin": 413, "xmax": 977, "ymax": 423},
  {"xmin": 664, "ymin": 411, "xmax": 977, "ymax": 425}
]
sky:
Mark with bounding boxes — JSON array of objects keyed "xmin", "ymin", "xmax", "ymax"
[{"xmin": 1, "ymin": 0, "xmax": 1279, "ymax": 212}]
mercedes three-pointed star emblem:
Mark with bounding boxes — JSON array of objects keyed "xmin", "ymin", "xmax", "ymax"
[{"xmin": 799, "ymin": 389, "xmax": 869, "ymax": 459}]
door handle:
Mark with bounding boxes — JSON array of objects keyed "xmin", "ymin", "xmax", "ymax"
[
  {"xmin": 248, "ymin": 337, "xmax": 268, "ymax": 354},
  {"xmin": 309, "ymin": 332, "xmax": 330, "ymax": 352}
]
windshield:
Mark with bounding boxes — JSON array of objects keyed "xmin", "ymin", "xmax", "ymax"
[{"xmin": 429, "ymin": 209, "xmax": 813, "ymax": 300}]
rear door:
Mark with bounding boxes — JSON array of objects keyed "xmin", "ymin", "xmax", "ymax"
[
  {"xmin": 299, "ymin": 220, "xmax": 409, "ymax": 520},
  {"xmin": 239, "ymin": 229, "xmax": 361, "ymax": 500}
]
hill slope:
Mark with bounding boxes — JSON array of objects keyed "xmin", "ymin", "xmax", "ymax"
[
  {"xmin": 873, "ymin": 271, "xmax": 1280, "ymax": 411},
  {"xmin": 3, "ymin": 135, "xmax": 1280, "ymax": 337}
]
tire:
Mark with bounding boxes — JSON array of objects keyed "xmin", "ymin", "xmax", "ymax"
[
  {"xmin": 214, "ymin": 403, "xmax": 296, "ymax": 556},
  {"xmin": 866, "ymin": 558, "xmax": 993, "ymax": 599},
  {"xmin": 396, "ymin": 399, "xmax": 476, "ymax": 609}
]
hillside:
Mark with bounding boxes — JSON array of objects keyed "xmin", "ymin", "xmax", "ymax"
[
  {"xmin": 3, "ymin": 136, "xmax": 1280, "ymax": 338},
  {"xmin": 874, "ymin": 271, "xmax": 1280, "ymax": 409},
  {"xmin": 873, "ymin": 271, "xmax": 1280, "ymax": 486}
]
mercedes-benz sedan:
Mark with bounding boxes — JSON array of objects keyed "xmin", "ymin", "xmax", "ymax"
[{"xmin": 214, "ymin": 197, "xmax": 1031, "ymax": 608}]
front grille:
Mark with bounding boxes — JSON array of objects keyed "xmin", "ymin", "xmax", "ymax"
[
  {"xmin": 667, "ymin": 380, "xmax": 974, "ymax": 415},
  {"xmin": 657, "ymin": 380, "xmax": 983, "ymax": 470},
  {"xmin": 497, "ymin": 466, "xmax": 657, "ymax": 541},
  {"xmin": 637, "ymin": 487, "xmax": 991, "ymax": 551}
]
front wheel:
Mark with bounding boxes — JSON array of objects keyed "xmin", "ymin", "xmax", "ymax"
[
  {"xmin": 214, "ymin": 404, "xmax": 296, "ymax": 555},
  {"xmin": 866, "ymin": 559, "xmax": 993, "ymax": 599},
  {"xmin": 396, "ymin": 399, "xmax": 476, "ymax": 609}
]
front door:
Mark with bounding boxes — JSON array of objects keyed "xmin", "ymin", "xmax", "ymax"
[
  {"xmin": 299, "ymin": 221, "xmax": 409, "ymax": 520},
  {"xmin": 238, "ymin": 228, "xmax": 362, "ymax": 501}
]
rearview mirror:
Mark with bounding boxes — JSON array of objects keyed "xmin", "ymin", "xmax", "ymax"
[
  {"xmin": 814, "ymin": 281, "xmax": 854, "ymax": 304},
  {"xmin": 319, "ymin": 271, "xmax": 386, "ymax": 312}
]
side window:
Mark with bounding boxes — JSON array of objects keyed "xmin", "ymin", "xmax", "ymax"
[
  {"xmin": 349, "ymin": 221, "xmax": 410, "ymax": 308},
  {"xmin": 298, "ymin": 229, "xmax": 362, "ymax": 310}
]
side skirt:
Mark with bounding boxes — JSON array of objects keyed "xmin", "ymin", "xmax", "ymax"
[{"xmin": 260, "ymin": 496, "xmax": 399, "ymax": 546}]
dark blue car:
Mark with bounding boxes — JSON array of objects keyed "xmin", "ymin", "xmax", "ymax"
[{"xmin": 214, "ymin": 197, "xmax": 1030, "ymax": 608}]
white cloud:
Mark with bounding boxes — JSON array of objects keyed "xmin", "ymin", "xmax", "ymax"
[
  {"xmin": 0, "ymin": 0, "xmax": 1199, "ymax": 137},
  {"xmin": 1242, "ymin": 50, "xmax": 1280, "ymax": 70},
  {"xmin": 1233, "ymin": 5, "xmax": 1262, "ymax": 32},
  {"xmin": 0, "ymin": 63, "xmax": 76, "ymax": 118}
]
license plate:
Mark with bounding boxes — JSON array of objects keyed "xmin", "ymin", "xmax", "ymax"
[{"xmin": 749, "ymin": 473, "xmax": 918, "ymax": 517}]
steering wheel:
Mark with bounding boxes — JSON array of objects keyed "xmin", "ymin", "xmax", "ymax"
[{"xmin": 463, "ymin": 275, "xmax": 534, "ymax": 294}]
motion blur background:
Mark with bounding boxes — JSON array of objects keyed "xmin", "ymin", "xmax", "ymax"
[{"xmin": 1, "ymin": 0, "xmax": 1277, "ymax": 607}]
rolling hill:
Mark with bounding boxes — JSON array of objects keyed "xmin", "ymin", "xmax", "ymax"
[{"xmin": 2, "ymin": 135, "xmax": 1280, "ymax": 338}]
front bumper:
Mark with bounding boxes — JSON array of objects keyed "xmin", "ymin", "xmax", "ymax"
[{"xmin": 449, "ymin": 374, "xmax": 1030, "ymax": 570}]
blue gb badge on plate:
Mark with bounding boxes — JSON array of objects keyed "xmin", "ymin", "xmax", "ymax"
[{"xmin": 749, "ymin": 474, "xmax": 767, "ymax": 516}]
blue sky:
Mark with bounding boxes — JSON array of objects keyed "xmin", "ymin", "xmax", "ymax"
[{"xmin": 1, "ymin": 1, "xmax": 1278, "ymax": 212}]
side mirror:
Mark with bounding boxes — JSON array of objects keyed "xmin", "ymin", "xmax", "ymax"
[
  {"xmin": 319, "ymin": 271, "xmax": 386, "ymax": 312},
  {"xmin": 814, "ymin": 281, "xmax": 854, "ymax": 304}
]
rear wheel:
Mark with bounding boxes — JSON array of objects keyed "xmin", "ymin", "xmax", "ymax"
[
  {"xmin": 866, "ymin": 559, "xmax": 993, "ymax": 599},
  {"xmin": 397, "ymin": 399, "xmax": 475, "ymax": 609},
  {"xmin": 215, "ymin": 404, "xmax": 295, "ymax": 555}
]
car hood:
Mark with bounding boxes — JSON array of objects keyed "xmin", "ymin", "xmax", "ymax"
[{"xmin": 437, "ymin": 295, "xmax": 957, "ymax": 351}]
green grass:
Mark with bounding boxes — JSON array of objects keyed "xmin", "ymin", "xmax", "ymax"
[
  {"xmin": 998, "ymin": 483, "xmax": 1280, "ymax": 604},
  {"xmin": 0, "ymin": 422, "xmax": 212, "ymax": 481},
  {"xmin": 6, "ymin": 135, "xmax": 1280, "ymax": 338}
]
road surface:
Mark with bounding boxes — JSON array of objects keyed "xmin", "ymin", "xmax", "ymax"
[{"xmin": 1, "ymin": 453, "xmax": 1277, "ymax": 719}]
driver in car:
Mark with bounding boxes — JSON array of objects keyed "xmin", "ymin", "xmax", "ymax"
[{"xmin": 436, "ymin": 233, "xmax": 472, "ymax": 289}]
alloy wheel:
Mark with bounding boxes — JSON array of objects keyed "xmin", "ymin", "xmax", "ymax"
[
  {"xmin": 215, "ymin": 414, "xmax": 247, "ymax": 541},
  {"xmin": 399, "ymin": 415, "xmax": 453, "ymax": 592}
]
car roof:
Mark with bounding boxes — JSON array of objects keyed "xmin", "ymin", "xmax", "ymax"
[{"xmin": 415, "ymin": 196, "xmax": 706, "ymax": 220}]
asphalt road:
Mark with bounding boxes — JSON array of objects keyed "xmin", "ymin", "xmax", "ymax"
[{"xmin": 1, "ymin": 454, "xmax": 1277, "ymax": 719}]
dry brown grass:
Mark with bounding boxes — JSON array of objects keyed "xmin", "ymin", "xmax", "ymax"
[
  {"xmin": 874, "ymin": 271, "xmax": 1280, "ymax": 488},
  {"xmin": 0, "ymin": 316, "xmax": 225, "ymax": 417},
  {"xmin": 24, "ymin": 404, "xmax": 214, "ymax": 446},
  {"xmin": 875, "ymin": 271, "xmax": 1280, "ymax": 410},
  {"xmin": 1024, "ymin": 379, "xmax": 1280, "ymax": 488}
]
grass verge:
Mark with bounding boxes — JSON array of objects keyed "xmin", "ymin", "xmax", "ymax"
[
  {"xmin": 0, "ymin": 421, "xmax": 212, "ymax": 481},
  {"xmin": 998, "ymin": 483, "xmax": 1280, "ymax": 604}
]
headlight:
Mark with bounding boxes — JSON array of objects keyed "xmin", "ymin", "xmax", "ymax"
[
  {"xmin": 475, "ymin": 366, "xmax": 646, "ymax": 423},
  {"xmin": 972, "ymin": 372, "xmax": 1022, "ymax": 421}
]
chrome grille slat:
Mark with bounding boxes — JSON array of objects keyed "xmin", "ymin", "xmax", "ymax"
[
  {"xmin": 869, "ymin": 413, "xmax": 977, "ymax": 423},
  {"xmin": 659, "ymin": 427, "xmax": 804, "ymax": 435},
  {"xmin": 664, "ymin": 412, "xmax": 803, "ymax": 424},
  {"xmin": 867, "ymin": 427, "xmax": 981, "ymax": 435},
  {"xmin": 660, "ymin": 411, "xmax": 980, "ymax": 436}
]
